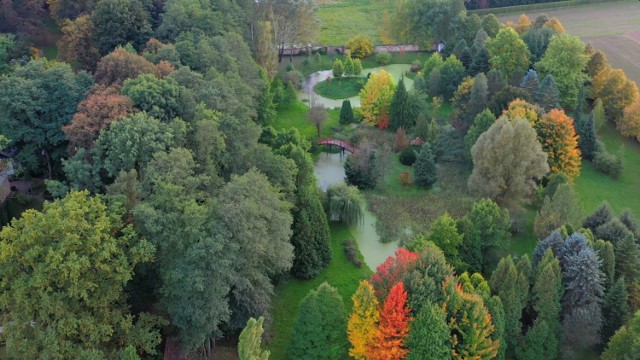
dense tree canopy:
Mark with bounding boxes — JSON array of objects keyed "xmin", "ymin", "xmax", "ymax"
[
  {"xmin": 0, "ymin": 59, "xmax": 93, "ymax": 177},
  {"xmin": 0, "ymin": 191, "xmax": 161, "ymax": 358}
]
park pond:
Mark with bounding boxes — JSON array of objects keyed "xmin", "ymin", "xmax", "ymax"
[
  {"xmin": 301, "ymin": 64, "xmax": 414, "ymax": 109},
  {"xmin": 315, "ymin": 152, "xmax": 398, "ymax": 270}
]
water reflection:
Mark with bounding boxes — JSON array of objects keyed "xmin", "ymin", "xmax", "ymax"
[{"xmin": 314, "ymin": 152, "xmax": 398, "ymax": 270}]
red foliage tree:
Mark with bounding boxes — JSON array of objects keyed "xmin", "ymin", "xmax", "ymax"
[
  {"xmin": 368, "ymin": 282, "xmax": 412, "ymax": 360},
  {"xmin": 370, "ymin": 248, "xmax": 419, "ymax": 300},
  {"xmin": 62, "ymin": 86, "xmax": 134, "ymax": 151}
]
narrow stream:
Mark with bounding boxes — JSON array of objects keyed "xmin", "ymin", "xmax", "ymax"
[{"xmin": 314, "ymin": 152, "xmax": 398, "ymax": 270}]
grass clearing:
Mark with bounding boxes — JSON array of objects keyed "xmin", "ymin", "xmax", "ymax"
[
  {"xmin": 575, "ymin": 120, "xmax": 640, "ymax": 217},
  {"xmin": 266, "ymin": 224, "xmax": 372, "ymax": 359},
  {"xmin": 314, "ymin": 77, "xmax": 365, "ymax": 99}
]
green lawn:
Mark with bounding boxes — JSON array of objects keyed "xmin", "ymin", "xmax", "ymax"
[
  {"xmin": 314, "ymin": 77, "xmax": 365, "ymax": 99},
  {"xmin": 317, "ymin": 2, "xmax": 387, "ymax": 45},
  {"xmin": 267, "ymin": 224, "xmax": 372, "ymax": 359},
  {"xmin": 273, "ymin": 101, "xmax": 343, "ymax": 142},
  {"xmin": 575, "ymin": 120, "xmax": 640, "ymax": 217}
]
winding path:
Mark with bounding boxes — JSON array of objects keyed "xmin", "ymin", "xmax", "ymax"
[{"xmin": 300, "ymin": 64, "xmax": 415, "ymax": 109}]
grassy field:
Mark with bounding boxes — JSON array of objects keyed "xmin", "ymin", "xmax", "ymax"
[
  {"xmin": 499, "ymin": 0, "xmax": 640, "ymax": 84},
  {"xmin": 317, "ymin": 2, "xmax": 387, "ymax": 44},
  {"xmin": 266, "ymin": 224, "xmax": 372, "ymax": 359},
  {"xmin": 575, "ymin": 120, "xmax": 640, "ymax": 217},
  {"xmin": 314, "ymin": 77, "xmax": 365, "ymax": 99}
]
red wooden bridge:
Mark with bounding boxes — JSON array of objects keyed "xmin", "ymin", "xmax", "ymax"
[{"xmin": 318, "ymin": 137, "xmax": 357, "ymax": 153}]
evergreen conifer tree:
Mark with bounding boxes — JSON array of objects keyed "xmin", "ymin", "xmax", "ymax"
[
  {"xmin": 288, "ymin": 283, "xmax": 349, "ymax": 359},
  {"xmin": 406, "ymin": 301, "xmax": 451, "ymax": 360},
  {"xmin": 602, "ymin": 277, "xmax": 629, "ymax": 344},
  {"xmin": 576, "ymin": 112, "xmax": 597, "ymax": 160},
  {"xmin": 390, "ymin": 77, "xmax": 410, "ymax": 131},
  {"xmin": 520, "ymin": 69, "xmax": 539, "ymax": 98},
  {"xmin": 537, "ymin": 75, "xmax": 560, "ymax": 111},
  {"xmin": 340, "ymin": 99, "xmax": 354, "ymax": 125},
  {"xmin": 414, "ymin": 142, "xmax": 436, "ymax": 188},
  {"xmin": 238, "ymin": 317, "xmax": 270, "ymax": 360}
]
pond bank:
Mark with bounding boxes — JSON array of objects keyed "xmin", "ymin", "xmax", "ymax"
[{"xmin": 314, "ymin": 152, "xmax": 397, "ymax": 270}]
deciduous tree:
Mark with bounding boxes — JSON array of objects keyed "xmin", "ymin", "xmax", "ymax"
[
  {"xmin": 0, "ymin": 59, "xmax": 93, "ymax": 177},
  {"xmin": 95, "ymin": 47, "xmax": 160, "ymax": 85},
  {"xmin": 601, "ymin": 310, "xmax": 640, "ymax": 360},
  {"xmin": 0, "ymin": 191, "xmax": 161, "ymax": 358},
  {"xmin": 486, "ymin": 27, "xmax": 530, "ymax": 79},
  {"xmin": 592, "ymin": 67, "xmax": 639, "ymax": 121},
  {"xmin": 347, "ymin": 35, "xmax": 374, "ymax": 58},
  {"xmin": 266, "ymin": 0, "xmax": 320, "ymax": 62},
  {"xmin": 534, "ymin": 183, "xmax": 581, "ymax": 238},
  {"xmin": 535, "ymin": 34, "xmax": 589, "ymax": 109},
  {"xmin": 92, "ymin": 0, "xmax": 151, "ymax": 55},
  {"xmin": 238, "ymin": 317, "xmax": 270, "ymax": 360},
  {"xmin": 369, "ymin": 282, "xmax": 412, "ymax": 359},
  {"xmin": 122, "ymin": 74, "xmax": 182, "ymax": 121},
  {"xmin": 348, "ymin": 281, "xmax": 380, "ymax": 360},
  {"xmin": 359, "ymin": 70, "xmax": 396, "ymax": 128},
  {"xmin": 57, "ymin": 15, "xmax": 100, "ymax": 71},
  {"xmin": 536, "ymin": 109, "xmax": 581, "ymax": 180},
  {"xmin": 468, "ymin": 117, "xmax": 549, "ymax": 207}
]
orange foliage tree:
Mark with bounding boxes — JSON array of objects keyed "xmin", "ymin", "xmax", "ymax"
[
  {"xmin": 441, "ymin": 277, "xmax": 499, "ymax": 360},
  {"xmin": 368, "ymin": 282, "xmax": 412, "ymax": 360},
  {"xmin": 62, "ymin": 86, "xmax": 135, "ymax": 151},
  {"xmin": 360, "ymin": 70, "xmax": 396, "ymax": 129},
  {"xmin": 348, "ymin": 280, "xmax": 380, "ymax": 359},
  {"xmin": 536, "ymin": 109, "xmax": 581, "ymax": 180},
  {"xmin": 370, "ymin": 248, "xmax": 420, "ymax": 300}
]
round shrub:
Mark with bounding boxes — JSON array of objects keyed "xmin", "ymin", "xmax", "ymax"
[
  {"xmin": 376, "ymin": 52, "xmax": 391, "ymax": 66},
  {"xmin": 346, "ymin": 35, "xmax": 374, "ymax": 59},
  {"xmin": 399, "ymin": 146, "xmax": 419, "ymax": 166}
]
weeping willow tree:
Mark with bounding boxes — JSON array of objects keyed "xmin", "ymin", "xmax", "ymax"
[{"xmin": 325, "ymin": 183, "xmax": 364, "ymax": 226}]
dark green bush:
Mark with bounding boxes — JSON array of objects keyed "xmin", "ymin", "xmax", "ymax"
[{"xmin": 399, "ymin": 146, "xmax": 419, "ymax": 166}]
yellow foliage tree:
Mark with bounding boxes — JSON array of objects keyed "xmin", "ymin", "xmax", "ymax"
[
  {"xmin": 537, "ymin": 109, "xmax": 582, "ymax": 180},
  {"xmin": 347, "ymin": 35, "xmax": 374, "ymax": 59},
  {"xmin": 504, "ymin": 14, "xmax": 533, "ymax": 34},
  {"xmin": 544, "ymin": 17, "xmax": 565, "ymax": 34},
  {"xmin": 348, "ymin": 280, "xmax": 380, "ymax": 360},
  {"xmin": 592, "ymin": 67, "xmax": 639, "ymax": 121},
  {"xmin": 621, "ymin": 100, "xmax": 640, "ymax": 141},
  {"xmin": 501, "ymin": 99, "xmax": 542, "ymax": 126},
  {"xmin": 359, "ymin": 70, "xmax": 396, "ymax": 128}
]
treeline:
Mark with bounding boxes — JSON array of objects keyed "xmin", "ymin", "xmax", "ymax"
[
  {"xmin": 0, "ymin": 0, "xmax": 334, "ymax": 359},
  {"xmin": 465, "ymin": 0, "xmax": 567, "ymax": 11}
]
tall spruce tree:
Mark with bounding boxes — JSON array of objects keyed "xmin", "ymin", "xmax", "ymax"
[
  {"xmin": 562, "ymin": 240, "xmax": 605, "ymax": 352},
  {"xmin": 602, "ymin": 277, "xmax": 629, "ymax": 344},
  {"xmin": 390, "ymin": 77, "xmax": 410, "ymax": 130},
  {"xmin": 537, "ymin": 75, "xmax": 560, "ymax": 111},
  {"xmin": 490, "ymin": 256, "xmax": 529, "ymax": 358},
  {"xmin": 615, "ymin": 235, "xmax": 640, "ymax": 286},
  {"xmin": 414, "ymin": 142, "xmax": 437, "ymax": 188},
  {"xmin": 520, "ymin": 69, "xmax": 539, "ymax": 98},
  {"xmin": 576, "ymin": 112, "xmax": 597, "ymax": 160}
]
